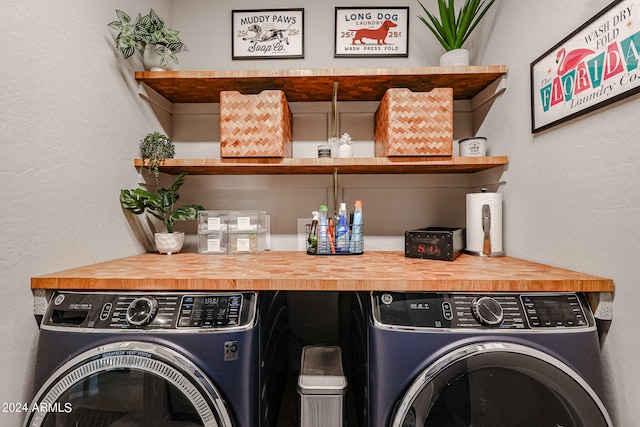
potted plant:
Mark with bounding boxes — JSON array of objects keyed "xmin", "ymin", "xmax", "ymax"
[
  {"xmin": 108, "ymin": 8, "xmax": 188, "ymax": 71},
  {"xmin": 139, "ymin": 131, "xmax": 175, "ymax": 184},
  {"xmin": 120, "ymin": 173, "xmax": 204, "ymax": 254},
  {"xmin": 417, "ymin": 0, "xmax": 496, "ymax": 66}
]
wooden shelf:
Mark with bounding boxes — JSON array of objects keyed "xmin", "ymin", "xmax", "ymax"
[
  {"xmin": 134, "ymin": 65, "xmax": 507, "ymax": 103},
  {"xmin": 134, "ymin": 156, "xmax": 508, "ymax": 175},
  {"xmin": 31, "ymin": 252, "xmax": 614, "ymax": 293}
]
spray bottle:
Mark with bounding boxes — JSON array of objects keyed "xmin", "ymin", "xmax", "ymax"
[
  {"xmin": 349, "ymin": 200, "xmax": 363, "ymax": 253},
  {"xmin": 308, "ymin": 211, "xmax": 319, "ymax": 252},
  {"xmin": 318, "ymin": 205, "xmax": 329, "ymax": 254},
  {"xmin": 336, "ymin": 203, "xmax": 350, "ymax": 253}
]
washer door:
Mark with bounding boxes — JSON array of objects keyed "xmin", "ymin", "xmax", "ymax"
[
  {"xmin": 24, "ymin": 341, "xmax": 233, "ymax": 427},
  {"xmin": 391, "ymin": 342, "xmax": 612, "ymax": 427}
]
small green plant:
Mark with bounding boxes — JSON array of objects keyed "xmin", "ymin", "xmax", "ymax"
[
  {"xmin": 108, "ymin": 9, "xmax": 188, "ymax": 68},
  {"xmin": 120, "ymin": 173, "xmax": 204, "ymax": 233},
  {"xmin": 417, "ymin": 0, "xmax": 495, "ymax": 51},
  {"xmin": 139, "ymin": 131, "xmax": 175, "ymax": 183}
]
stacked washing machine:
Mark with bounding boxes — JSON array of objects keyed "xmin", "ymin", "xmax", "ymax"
[
  {"xmin": 352, "ymin": 291, "xmax": 613, "ymax": 427},
  {"xmin": 25, "ymin": 290, "xmax": 288, "ymax": 427}
]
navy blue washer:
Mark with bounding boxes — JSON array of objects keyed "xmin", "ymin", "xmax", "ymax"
[{"xmin": 351, "ymin": 291, "xmax": 612, "ymax": 427}]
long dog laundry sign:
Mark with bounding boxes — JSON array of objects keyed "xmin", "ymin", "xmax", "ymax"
[
  {"xmin": 531, "ymin": 0, "xmax": 640, "ymax": 132},
  {"xmin": 335, "ymin": 7, "xmax": 409, "ymax": 58},
  {"xmin": 232, "ymin": 9, "xmax": 304, "ymax": 59}
]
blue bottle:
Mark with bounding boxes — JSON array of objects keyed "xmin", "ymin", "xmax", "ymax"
[
  {"xmin": 336, "ymin": 203, "xmax": 350, "ymax": 253},
  {"xmin": 348, "ymin": 200, "xmax": 363, "ymax": 253}
]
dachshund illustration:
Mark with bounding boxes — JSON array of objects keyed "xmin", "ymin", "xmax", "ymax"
[
  {"xmin": 351, "ymin": 20, "xmax": 398, "ymax": 45},
  {"xmin": 243, "ymin": 24, "xmax": 291, "ymax": 45}
]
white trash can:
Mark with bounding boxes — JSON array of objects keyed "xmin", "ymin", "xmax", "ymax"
[{"xmin": 298, "ymin": 345, "xmax": 347, "ymax": 427}]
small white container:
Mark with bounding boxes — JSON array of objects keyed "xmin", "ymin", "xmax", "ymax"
[
  {"xmin": 198, "ymin": 232, "xmax": 228, "ymax": 254},
  {"xmin": 459, "ymin": 137, "xmax": 487, "ymax": 157}
]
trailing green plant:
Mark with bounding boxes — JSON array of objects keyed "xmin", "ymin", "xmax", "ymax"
[
  {"xmin": 139, "ymin": 131, "xmax": 175, "ymax": 183},
  {"xmin": 417, "ymin": 0, "xmax": 495, "ymax": 51},
  {"xmin": 108, "ymin": 8, "xmax": 188, "ymax": 68},
  {"xmin": 120, "ymin": 172, "xmax": 204, "ymax": 233}
]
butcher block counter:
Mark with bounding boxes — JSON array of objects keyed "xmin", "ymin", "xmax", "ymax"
[{"xmin": 31, "ymin": 251, "xmax": 614, "ymax": 293}]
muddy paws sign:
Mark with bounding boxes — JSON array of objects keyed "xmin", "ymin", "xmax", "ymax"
[
  {"xmin": 232, "ymin": 9, "xmax": 304, "ymax": 59},
  {"xmin": 334, "ymin": 7, "xmax": 409, "ymax": 58}
]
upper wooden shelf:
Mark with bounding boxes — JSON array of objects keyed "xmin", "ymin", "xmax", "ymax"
[
  {"xmin": 134, "ymin": 156, "xmax": 508, "ymax": 175},
  {"xmin": 31, "ymin": 251, "xmax": 614, "ymax": 293},
  {"xmin": 134, "ymin": 65, "xmax": 508, "ymax": 103}
]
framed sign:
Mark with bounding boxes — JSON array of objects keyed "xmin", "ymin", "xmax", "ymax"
[
  {"xmin": 334, "ymin": 7, "xmax": 409, "ymax": 58},
  {"xmin": 531, "ymin": 0, "xmax": 640, "ymax": 133},
  {"xmin": 232, "ymin": 9, "xmax": 304, "ymax": 59}
]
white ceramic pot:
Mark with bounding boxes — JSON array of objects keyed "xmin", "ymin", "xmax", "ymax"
[
  {"xmin": 439, "ymin": 48, "xmax": 470, "ymax": 67},
  {"xmin": 155, "ymin": 232, "xmax": 184, "ymax": 254},
  {"xmin": 143, "ymin": 44, "xmax": 173, "ymax": 71}
]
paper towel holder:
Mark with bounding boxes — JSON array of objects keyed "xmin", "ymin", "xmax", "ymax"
[{"xmin": 465, "ymin": 188, "xmax": 505, "ymax": 257}]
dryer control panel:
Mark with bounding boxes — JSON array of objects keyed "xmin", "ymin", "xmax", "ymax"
[
  {"xmin": 373, "ymin": 292, "xmax": 591, "ymax": 330},
  {"xmin": 42, "ymin": 291, "xmax": 256, "ymax": 331}
]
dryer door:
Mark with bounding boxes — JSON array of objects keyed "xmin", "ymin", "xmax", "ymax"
[
  {"xmin": 391, "ymin": 342, "xmax": 612, "ymax": 427},
  {"xmin": 24, "ymin": 341, "xmax": 233, "ymax": 427}
]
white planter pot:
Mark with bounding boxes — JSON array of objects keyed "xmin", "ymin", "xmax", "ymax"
[
  {"xmin": 143, "ymin": 44, "xmax": 173, "ymax": 71},
  {"xmin": 155, "ymin": 232, "xmax": 184, "ymax": 254},
  {"xmin": 439, "ymin": 48, "xmax": 470, "ymax": 67}
]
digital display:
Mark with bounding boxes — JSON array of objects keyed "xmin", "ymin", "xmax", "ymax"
[
  {"xmin": 521, "ymin": 295, "xmax": 587, "ymax": 327},
  {"xmin": 178, "ymin": 294, "xmax": 243, "ymax": 328},
  {"xmin": 375, "ymin": 293, "xmax": 450, "ymax": 328}
]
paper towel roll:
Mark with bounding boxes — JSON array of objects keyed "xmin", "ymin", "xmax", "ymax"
[{"xmin": 466, "ymin": 192, "xmax": 504, "ymax": 256}]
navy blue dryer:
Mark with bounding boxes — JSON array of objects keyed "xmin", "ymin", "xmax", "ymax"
[
  {"xmin": 351, "ymin": 291, "xmax": 612, "ymax": 427},
  {"xmin": 25, "ymin": 290, "xmax": 287, "ymax": 427}
]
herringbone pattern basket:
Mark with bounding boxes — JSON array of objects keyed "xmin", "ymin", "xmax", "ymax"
[
  {"xmin": 220, "ymin": 90, "xmax": 293, "ymax": 158},
  {"xmin": 374, "ymin": 87, "xmax": 453, "ymax": 157}
]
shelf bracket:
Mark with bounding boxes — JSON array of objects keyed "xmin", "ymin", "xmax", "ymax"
[
  {"xmin": 589, "ymin": 291, "xmax": 614, "ymax": 320},
  {"xmin": 470, "ymin": 75, "xmax": 507, "ymax": 111},
  {"xmin": 332, "ymin": 167, "xmax": 339, "ymax": 214},
  {"xmin": 138, "ymin": 82, "xmax": 174, "ymax": 115},
  {"xmin": 331, "ymin": 82, "xmax": 339, "ymax": 139}
]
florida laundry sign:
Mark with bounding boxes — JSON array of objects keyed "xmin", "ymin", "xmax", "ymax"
[{"xmin": 531, "ymin": 0, "xmax": 640, "ymax": 133}]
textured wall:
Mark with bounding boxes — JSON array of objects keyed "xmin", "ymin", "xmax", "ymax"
[
  {"xmin": 0, "ymin": 1, "xmax": 168, "ymax": 424},
  {"xmin": 475, "ymin": 1, "xmax": 640, "ymax": 424}
]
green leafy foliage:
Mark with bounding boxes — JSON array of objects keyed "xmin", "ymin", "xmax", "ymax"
[
  {"xmin": 417, "ymin": 0, "xmax": 495, "ymax": 51},
  {"xmin": 139, "ymin": 132, "xmax": 175, "ymax": 183},
  {"xmin": 120, "ymin": 173, "xmax": 204, "ymax": 233},
  {"xmin": 108, "ymin": 8, "xmax": 188, "ymax": 66}
]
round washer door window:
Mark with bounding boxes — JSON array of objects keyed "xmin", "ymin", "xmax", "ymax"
[
  {"xmin": 391, "ymin": 342, "xmax": 612, "ymax": 427},
  {"xmin": 24, "ymin": 341, "xmax": 233, "ymax": 427}
]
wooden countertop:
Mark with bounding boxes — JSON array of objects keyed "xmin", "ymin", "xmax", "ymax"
[{"xmin": 31, "ymin": 252, "xmax": 614, "ymax": 293}]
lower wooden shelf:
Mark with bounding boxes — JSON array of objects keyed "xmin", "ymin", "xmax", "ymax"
[
  {"xmin": 134, "ymin": 156, "xmax": 508, "ymax": 175},
  {"xmin": 31, "ymin": 251, "xmax": 614, "ymax": 293}
]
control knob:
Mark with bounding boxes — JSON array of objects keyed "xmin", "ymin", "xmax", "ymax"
[
  {"xmin": 126, "ymin": 297, "xmax": 158, "ymax": 326},
  {"xmin": 471, "ymin": 296, "xmax": 504, "ymax": 326}
]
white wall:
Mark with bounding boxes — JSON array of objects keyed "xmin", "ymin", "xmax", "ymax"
[
  {"xmin": 1, "ymin": 0, "xmax": 638, "ymax": 425},
  {"xmin": 475, "ymin": 1, "xmax": 640, "ymax": 424},
  {"xmin": 0, "ymin": 0, "xmax": 169, "ymax": 425}
]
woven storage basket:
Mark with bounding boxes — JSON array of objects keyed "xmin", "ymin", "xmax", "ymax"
[
  {"xmin": 220, "ymin": 90, "xmax": 293, "ymax": 158},
  {"xmin": 374, "ymin": 87, "xmax": 453, "ymax": 157}
]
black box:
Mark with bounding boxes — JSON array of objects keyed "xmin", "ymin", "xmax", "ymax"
[{"xmin": 404, "ymin": 227, "xmax": 464, "ymax": 261}]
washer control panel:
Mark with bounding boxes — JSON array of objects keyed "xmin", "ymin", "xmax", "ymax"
[
  {"xmin": 43, "ymin": 291, "xmax": 255, "ymax": 331},
  {"xmin": 373, "ymin": 292, "xmax": 590, "ymax": 329}
]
